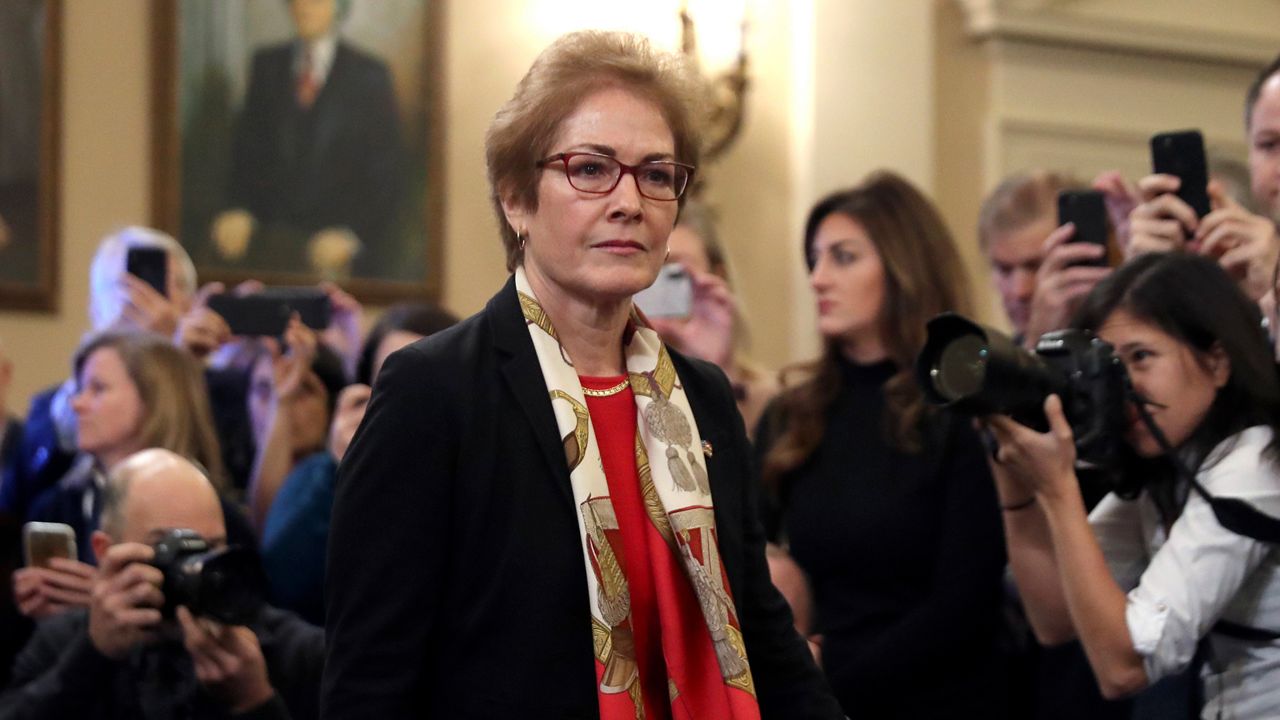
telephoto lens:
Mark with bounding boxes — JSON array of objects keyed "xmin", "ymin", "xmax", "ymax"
[
  {"xmin": 915, "ymin": 313, "xmax": 1129, "ymax": 468},
  {"xmin": 150, "ymin": 529, "xmax": 266, "ymax": 625}
]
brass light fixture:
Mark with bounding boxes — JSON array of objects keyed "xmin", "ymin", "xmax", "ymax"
[{"xmin": 679, "ymin": 2, "xmax": 750, "ymax": 194}]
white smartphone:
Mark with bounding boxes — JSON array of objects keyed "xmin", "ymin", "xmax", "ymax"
[
  {"xmin": 23, "ymin": 521, "xmax": 77, "ymax": 568},
  {"xmin": 634, "ymin": 263, "xmax": 693, "ymax": 319}
]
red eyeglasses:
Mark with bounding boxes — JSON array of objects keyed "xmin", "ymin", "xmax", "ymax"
[{"xmin": 536, "ymin": 152, "xmax": 695, "ymax": 201}]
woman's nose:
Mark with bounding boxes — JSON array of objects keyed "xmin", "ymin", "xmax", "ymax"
[
  {"xmin": 607, "ymin": 173, "xmax": 644, "ymax": 220},
  {"xmin": 809, "ymin": 259, "xmax": 830, "ymax": 290}
]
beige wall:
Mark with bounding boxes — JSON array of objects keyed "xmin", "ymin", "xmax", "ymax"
[
  {"xmin": 0, "ymin": 1, "xmax": 151, "ymax": 415},
  {"xmin": 3, "ymin": 0, "xmax": 1279, "ymax": 416},
  {"xmin": 0, "ymin": 0, "xmax": 811, "ymax": 412}
]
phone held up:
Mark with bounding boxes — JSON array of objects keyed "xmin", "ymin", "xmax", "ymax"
[
  {"xmin": 207, "ymin": 287, "xmax": 333, "ymax": 337},
  {"xmin": 634, "ymin": 263, "xmax": 693, "ymax": 319},
  {"xmin": 1151, "ymin": 129, "xmax": 1211, "ymax": 219},
  {"xmin": 23, "ymin": 522, "xmax": 77, "ymax": 568},
  {"xmin": 1057, "ymin": 190, "xmax": 1110, "ymax": 267},
  {"xmin": 125, "ymin": 246, "xmax": 168, "ymax": 296}
]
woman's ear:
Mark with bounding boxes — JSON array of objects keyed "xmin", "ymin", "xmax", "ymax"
[
  {"xmin": 499, "ymin": 189, "xmax": 530, "ymax": 239},
  {"xmin": 1207, "ymin": 342, "xmax": 1232, "ymax": 389}
]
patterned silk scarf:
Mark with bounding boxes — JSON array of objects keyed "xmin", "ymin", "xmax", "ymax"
[{"xmin": 515, "ymin": 268, "xmax": 760, "ymax": 720}]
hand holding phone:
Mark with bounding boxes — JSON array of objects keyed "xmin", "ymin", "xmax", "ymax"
[
  {"xmin": 23, "ymin": 521, "xmax": 77, "ymax": 568},
  {"xmin": 634, "ymin": 264, "xmax": 693, "ymax": 319},
  {"xmin": 15, "ymin": 522, "xmax": 90, "ymax": 619},
  {"xmin": 1150, "ymin": 129, "xmax": 1211, "ymax": 219},
  {"xmin": 1056, "ymin": 190, "xmax": 1110, "ymax": 267},
  {"xmin": 207, "ymin": 287, "xmax": 333, "ymax": 337},
  {"xmin": 643, "ymin": 269, "xmax": 737, "ymax": 368},
  {"xmin": 126, "ymin": 246, "xmax": 169, "ymax": 297}
]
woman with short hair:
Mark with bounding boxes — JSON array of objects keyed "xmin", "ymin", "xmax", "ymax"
[{"xmin": 321, "ymin": 31, "xmax": 841, "ymax": 719}]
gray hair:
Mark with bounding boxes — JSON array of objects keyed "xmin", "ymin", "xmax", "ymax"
[{"xmin": 88, "ymin": 226, "xmax": 197, "ymax": 331}]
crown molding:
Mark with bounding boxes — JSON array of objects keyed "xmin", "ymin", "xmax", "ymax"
[{"xmin": 956, "ymin": 0, "xmax": 1275, "ymax": 67}]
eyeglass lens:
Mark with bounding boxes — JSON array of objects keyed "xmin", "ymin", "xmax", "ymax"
[{"xmin": 563, "ymin": 155, "xmax": 688, "ymax": 200}]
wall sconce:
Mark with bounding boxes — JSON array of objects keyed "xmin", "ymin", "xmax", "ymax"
[{"xmin": 679, "ymin": 1, "xmax": 750, "ymax": 188}]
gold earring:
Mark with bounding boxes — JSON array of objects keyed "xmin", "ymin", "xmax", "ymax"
[{"xmin": 517, "ymin": 230, "xmax": 526, "ymax": 252}]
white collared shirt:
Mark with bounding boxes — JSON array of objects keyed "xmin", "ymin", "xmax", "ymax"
[
  {"xmin": 295, "ymin": 35, "xmax": 338, "ymax": 88},
  {"xmin": 1091, "ymin": 426, "xmax": 1280, "ymax": 719}
]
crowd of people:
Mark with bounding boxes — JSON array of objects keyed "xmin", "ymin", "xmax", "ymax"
[{"xmin": 1, "ymin": 25, "xmax": 1279, "ymax": 720}]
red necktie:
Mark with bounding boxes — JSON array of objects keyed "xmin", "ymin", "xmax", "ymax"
[{"xmin": 297, "ymin": 48, "xmax": 318, "ymax": 108}]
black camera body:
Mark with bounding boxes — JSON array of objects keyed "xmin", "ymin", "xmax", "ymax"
[
  {"xmin": 916, "ymin": 313, "xmax": 1129, "ymax": 468},
  {"xmin": 150, "ymin": 529, "xmax": 265, "ymax": 625}
]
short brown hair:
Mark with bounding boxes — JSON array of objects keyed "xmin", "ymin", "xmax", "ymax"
[
  {"xmin": 74, "ymin": 332, "xmax": 227, "ymax": 490},
  {"xmin": 976, "ymin": 170, "xmax": 1081, "ymax": 253},
  {"xmin": 485, "ymin": 30, "xmax": 702, "ymax": 271}
]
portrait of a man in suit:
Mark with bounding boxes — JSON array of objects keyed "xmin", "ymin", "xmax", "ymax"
[
  {"xmin": 215, "ymin": 0, "xmax": 403, "ymax": 277},
  {"xmin": 167, "ymin": 0, "xmax": 436, "ymax": 293}
]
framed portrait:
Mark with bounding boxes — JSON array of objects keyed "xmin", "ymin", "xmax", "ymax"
[
  {"xmin": 151, "ymin": 0, "xmax": 443, "ymax": 303},
  {"xmin": 0, "ymin": 0, "xmax": 61, "ymax": 312}
]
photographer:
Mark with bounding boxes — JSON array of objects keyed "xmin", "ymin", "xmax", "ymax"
[
  {"xmin": 0, "ymin": 449, "xmax": 323, "ymax": 719},
  {"xmin": 986, "ymin": 253, "xmax": 1280, "ymax": 717}
]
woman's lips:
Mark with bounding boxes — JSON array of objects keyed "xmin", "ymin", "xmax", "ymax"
[{"xmin": 593, "ymin": 240, "xmax": 645, "ymax": 255}]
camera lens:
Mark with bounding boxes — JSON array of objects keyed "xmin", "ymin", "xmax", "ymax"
[
  {"xmin": 930, "ymin": 334, "xmax": 988, "ymax": 402},
  {"xmin": 195, "ymin": 550, "xmax": 264, "ymax": 625}
]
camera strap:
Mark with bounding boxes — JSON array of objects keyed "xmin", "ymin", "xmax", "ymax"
[
  {"xmin": 1130, "ymin": 392, "xmax": 1280, "ymax": 544},
  {"xmin": 1130, "ymin": 393, "xmax": 1280, "ymax": 645}
]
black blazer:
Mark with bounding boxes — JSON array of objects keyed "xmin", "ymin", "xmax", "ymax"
[{"xmin": 322, "ymin": 277, "xmax": 842, "ymax": 719}]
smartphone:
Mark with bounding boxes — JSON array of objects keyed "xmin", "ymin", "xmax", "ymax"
[
  {"xmin": 1057, "ymin": 190, "xmax": 1109, "ymax": 267},
  {"xmin": 23, "ymin": 522, "xmax": 77, "ymax": 568},
  {"xmin": 208, "ymin": 287, "xmax": 332, "ymax": 337},
  {"xmin": 1150, "ymin": 129, "xmax": 1211, "ymax": 218},
  {"xmin": 126, "ymin": 246, "xmax": 168, "ymax": 296},
  {"xmin": 634, "ymin": 264, "xmax": 693, "ymax": 319}
]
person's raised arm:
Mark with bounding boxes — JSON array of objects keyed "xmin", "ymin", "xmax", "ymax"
[
  {"xmin": 1022, "ymin": 223, "xmax": 1111, "ymax": 350},
  {"xmin": 248, "ymin": 319, "xmax": 317, "ymax": 531},
  {"xmin": 1197, "ymin": 181, "xmax": 1280, "ymax": 303},
  {"xmin": 987, "ymin": 397, "xmax": 1148, "ymax": 698}
]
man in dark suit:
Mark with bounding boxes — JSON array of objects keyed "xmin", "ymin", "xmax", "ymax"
[{"xmin": 218, "ymin": 0, "xmax": 402, "ymax": 276}]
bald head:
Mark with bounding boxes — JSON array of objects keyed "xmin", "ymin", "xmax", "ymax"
[{"xmin": 98, "ymin": 449, "xmax": 225, "ymax": 547}]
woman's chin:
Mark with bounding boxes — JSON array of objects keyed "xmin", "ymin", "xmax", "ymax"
[{"xmin": 1126, "ymin": 429, "xmax": 1163, "ymax": 458}]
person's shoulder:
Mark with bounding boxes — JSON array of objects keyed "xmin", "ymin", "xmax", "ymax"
[
  {"xmin": 335, "ymin": 40, "xmax": 392, "ymax": 75},
  {"xmin": 397, "ymin": 309, "xmax": 486, "ymax": 368},
  {"xmin": 667, "ymin": 347, "xmax": 732, "ymax": 401},
  {"xmin": 1201, "ymin": 425, "xmax": 1279, "ymax": 495},
  {"xmin": 250, "ymin": 42, "xmax": 293, "ymax": 66},
  {"xmin": 22, "ymin": 382, "xmax": 63, "ymax": 422},
  {"xmin": 372, "ymin": 307, "xmax": 494, "ymax": 401}
]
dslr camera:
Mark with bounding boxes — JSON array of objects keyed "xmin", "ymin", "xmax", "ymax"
[
  {"xmin": 915, "ymin": 313, "xmax": 1129, "ymax": 468},
  {"xmin": 150, "ymin": 529, "xmax": 265, "ymax": 625}
]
